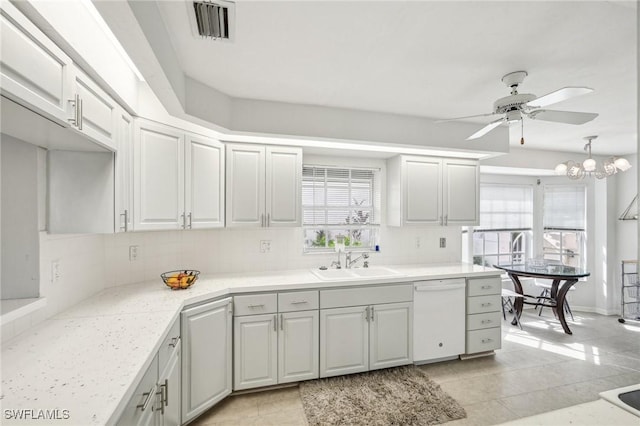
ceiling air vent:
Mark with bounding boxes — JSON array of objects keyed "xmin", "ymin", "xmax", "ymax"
[{"xmin": 193, "ymin": 1, "xmax": 234, "ymax": 40}]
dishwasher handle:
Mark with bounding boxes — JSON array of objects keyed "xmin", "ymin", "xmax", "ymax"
[{"xmin": 414, "ymin": 283, "xmax": 466, "ymax": 292}]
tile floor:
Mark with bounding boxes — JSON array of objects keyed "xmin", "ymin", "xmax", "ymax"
[{"xmin": 192, "ymin": 311, "xmax": 640, "ymax": 425}]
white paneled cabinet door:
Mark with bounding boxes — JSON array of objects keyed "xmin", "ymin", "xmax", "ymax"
[
  {"xmin": 0, "ymin": 1, "xmax": 72, "ymax": 124},
  {"xmin": 134, "ymin": 120, "xmax": 185, "ymax": 230},
  {"xmin": 226, "ymin": 144, "xmax": 265, "ymax": 227},
  {"xmin": 265, "ymin": 146, "xmax": 302, "ymax": 227},
  {"xmin": 403, "ymin": 157, "xmax": 442, "ymax": 225},
  {"xmin": 158, "ymin": 340, "xmax": 181, "ymax": 426},
  {"xmin": 443, "ymin": 159, "xmax": 479, "ymax": 225},
  {"xmin": 234, "ymin": 314, "xmax": 278, "ymax": 390},
  {"xmin": 181, "ymin": 298, "xmax": 232, "ymax": 424},
  {"xmin": 278, "ymin": 310, "xmax": 319, "ymax": 384},
  {"xmin": 369, "ymin": 302, "xmax": 413, "ymax": 370},
  {"xmin": 185, "ymin": 134, "xmax": 225, "ymax": 229},
  {"xmin": 320, "ymin": 306, "xmax": 369, "ymax": 378},
  {"xmin": 115, "ymin": 108, "xmax": 133, "ymax": 232},
  {"xmin": 71, "ymin": 67, "xmax": 117, "ymax": 150}
]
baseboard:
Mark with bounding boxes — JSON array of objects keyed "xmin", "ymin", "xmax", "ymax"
[{"xmin": 459, "ymin": 351, "xmax": 495, "ymax": 360}]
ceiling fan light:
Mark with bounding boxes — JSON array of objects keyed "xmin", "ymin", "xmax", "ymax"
[
  {"xmin": 583, "ymin": 158, "xmax": 596, "ymax": 172},
  {"xmin": 614, "ymin": 157, "xmax": 632, "ymax": 171}
]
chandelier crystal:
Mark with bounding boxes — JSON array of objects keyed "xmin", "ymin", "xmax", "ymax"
[{"xmin": 555, "ymin": 136, "xmax": 632, "ymax": 180}]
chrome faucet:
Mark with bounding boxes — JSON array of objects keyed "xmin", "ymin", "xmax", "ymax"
[{"xmin": 345, "ymin": 252, "xmax": 369, "ymax": 269}]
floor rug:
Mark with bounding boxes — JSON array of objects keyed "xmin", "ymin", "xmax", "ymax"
[{"xmin": 299, "ymin": 366, "xmax": 466, "ymax": 426}]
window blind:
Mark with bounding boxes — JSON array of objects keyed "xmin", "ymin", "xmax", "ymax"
[
  {"xmin": 302, "ymin": 166, "xmax": 379, "ymax": 226},
  {"xmin": 476, "ymin": 184, "xmax": 533, "ymax": 231},
  {"xmin": 543, "ymin": 185, "xmax": 586, "ymax": 231}
]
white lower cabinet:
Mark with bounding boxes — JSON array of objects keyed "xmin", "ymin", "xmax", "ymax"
[
  {"xmin": 156, "ymin": 339, "xmax": 181, "ymax": 426},
  {"xmin": 233, "ymin": 291, "xmax": 319, "ymax": 390},
  {"xmin": 181, "ymin": 298, "xmax": 232, "ymax": 424},
  {"xmin": 320, "ymin": 302, "xmax": 412, "ymax": 378}
]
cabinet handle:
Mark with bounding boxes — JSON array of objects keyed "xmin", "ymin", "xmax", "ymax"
[
  {"xmin": 155, "ymin": 380, "xmax": 167, "ymax": 415},
  {"xmin": 481, "ymin": 338, "xmax": 493, "ymax": 344},
  {"xmin": 68, "ymin": 94, "xmax": 79, "ymax": 127},
  {"xmin": 188, "ymin": 212, "xmax": 192, "ymax": 229},
  {"xmin": 439, "ymin": 215, "xmax": 443, "ymax": 226},
  {"xmin": 444, "ymin": 215, "xmax": 448, "ymax": 226},
  {"xmin": 365, "ymin": 306, "xmax": 369, "ymax": 322},
  {"xmin": 120, "ymin": 210, "xmax": 129, "ymax": 232},
  {"xmin": 267, "ymin": 213, "xmax": 270, "ymax": 227},
  {"xmin": 280, "ymin": 314, "xmax": 283, "ymax": 331},
  {"xmin": 137, "ymin": 386, "xmax": 156, "ymax": 412},
  {"xmin": 180, "ymin": 213, "xmax": 186, "ymax": 229},
  {"xmin": 481, "ymin": 285, "xmax": 492, "ymax": 290},
  {"xmin": 291, "ymin": 301, "xmax": 308, "ymax": 305},
  {"xmin": 481, "ymin": 319, "xmax": 492, "ymax": 324},
  {"xmin": 78, "ymin": 97, "xmax": 83, "ymax": 130},
  {"xmin": 481, "ymin": 303, "xmax": 492, "ymax": 307},
  {"xmin": 370, "ymin": 306, "xmax": 374, "ymax": 322},
  {"xmin": 168, "ymin": 337, "xmax": 179, "ymax": 348},
  {"xmin": 273, "ymin": 315, "xmax": 277, "ymax": 332},
  {"xmin": 247, "ymin": 304, "xmax": 264, "ymax": 309},
  {"xmin": 260, "ymin": 213, "xmax": 264, "ymax": 227}
]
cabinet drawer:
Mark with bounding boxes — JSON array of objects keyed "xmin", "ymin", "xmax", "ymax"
[
  {"xmin": 466, "ymin": 311, "xmax": 502, "ymax": 331},
  {"xmin": 467, "ymin": 276, "xmax": 501, "ymax": 297},
  {"xmin": 158, "ymin": 316, "xmax": 180, "ymax": 374},
  {"xmin": 234, "ymin": 293, "xmax": 277, "ymax": 316},
  {"xmin": 320, "ymin": 284, "xmax": 413, "ymax": 309},
  {"xmin": 279, "ymin": 290, "xmax": 319, "ymax": 312},
  {"xmin": 466, "ymin": 327, "xmax": 501, "ymax": 354},
  {"xmin": 467, "ymin": 295, "xmax": 500, "ymax": 314},
  {"xmin": 117, "ymin": 354, "xmax": 158, "ymax": 426}
]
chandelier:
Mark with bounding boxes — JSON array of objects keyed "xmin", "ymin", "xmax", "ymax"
[{"xmin": 555, "ymin": 136, "xmax": 632, "ymax": 179}]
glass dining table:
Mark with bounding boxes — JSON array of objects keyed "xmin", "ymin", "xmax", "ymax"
[{"xmin": 493, "ymin": 263, "xmax": 591, "ymax": 335}]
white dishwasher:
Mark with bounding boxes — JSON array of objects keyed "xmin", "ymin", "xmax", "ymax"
[{"xmin": 413, "ymin": 279, "xmax": 466, "ymax": 363}]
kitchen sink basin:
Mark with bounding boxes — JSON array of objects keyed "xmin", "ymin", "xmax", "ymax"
[{"xmin": 310, "ymin": 266, "xmax": 403, "ymax": 281}]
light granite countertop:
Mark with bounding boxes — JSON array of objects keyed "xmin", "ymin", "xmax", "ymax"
[
  {"xmin": 0, "ymin": 263, "xmax": 499, "ymax": 425},
  {"xmin": 497, "ymin": 399, "xmax": 640, "ymax": 425}
]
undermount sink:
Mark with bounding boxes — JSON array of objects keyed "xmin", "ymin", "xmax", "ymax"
[{"xmin": 310, "ymin": 266, "xmax": 404, "ymax": 281}]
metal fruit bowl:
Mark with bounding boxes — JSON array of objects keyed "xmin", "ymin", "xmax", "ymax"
[{"xmin": 161, "ymin": 270, "xmax": 200, "ymax": 290}]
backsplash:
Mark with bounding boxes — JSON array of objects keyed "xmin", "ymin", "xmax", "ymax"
[{"xmin": 103, "ymin": 226, "xmax": 463, "ymax": 288}]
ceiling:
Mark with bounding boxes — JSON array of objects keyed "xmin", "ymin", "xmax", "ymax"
[{"xmin": 145, "ymin": 0, "xmax": 637, "ymax": 155}]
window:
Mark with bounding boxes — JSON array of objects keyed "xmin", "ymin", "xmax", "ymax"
[
  {"xmin": 472, "ymin": 184, "xmax": 533, "ymax": 267},
  {"xmin": 302, "ymin": 166, "xmax": 380, "ymax": 252},
  {"xmin": 543, "ymin": 185, "xmax": 586, "ymax": 268}
]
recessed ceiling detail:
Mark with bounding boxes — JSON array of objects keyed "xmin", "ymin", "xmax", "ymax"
[{"xmin": 192, "ymin": 0, "xmax": 234, "ymax": 40}]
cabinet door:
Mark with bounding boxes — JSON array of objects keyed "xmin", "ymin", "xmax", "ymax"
[
  {"xmin": 181, "ymin": 298, "xmax": 232, "ymax": 424},
  {"xmin": 185, "ymin": 134, "xmax": 225, "ymax": 229},
  {"xmin": 134, "ymin": 120, "xmax": 185, "ymax": 230},
  {"xmin": 278, "ymin": 310, "xmax": 319, "ymax": 384},
  {"xmin": 265, "ymin": 146, "xmax": 302, "ymax": 227},
  {"xmin": 369, "ymin": 302, "xmax": 413, "ymax": 370},
  {"xmin": 403, "ymin": 157, "xmax": 442, "ymax": 225},
  {"xmin": 234, "ymin": 314, "xmax": 278, "ymax": 390},
  {"xmin": 158, "ymin": 341, "xmax": 181, "ymax": 426},
  {"xmin": 117, "ymin": 355, "xmax": 158, "ymax": 426},
  {"xmin": 115, "ymin": 108, "xmax": 133, "ymax": 232},
  {"xmin": 320, "ymin": 306, "xmax": 368, "ymax": 378},
  {"xmin": 226, "ymin": 144, "xmax": 265, "ymax": 227},
  {"xmin": 443, "ymin": 159, "xmax": 478, "ymax": 225},
  {"xmin": 72, "ymin": 67, "xmax": 118, "ymax": 151},
  {"xmin": 0, "ymin": 1, "xmax": 72, "ymax": 124}
]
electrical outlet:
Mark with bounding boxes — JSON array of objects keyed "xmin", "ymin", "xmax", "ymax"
[
  {"xmin": 439, "ymin": 238, "xmax": 446, "ymax": 248},
  {"xmin": 415, "ymin": 237, "xmax": 421, "ymax": 248},
  {"xmin": 51, "ymin": 260, "xmax": 61, "ymax": 284},
  {"xmin": 260, "ymin": 240, "xmax": 272, "ymax": 253},
  {"xmin": 129, "ymin": 245, "xmax": 139, "ymax": 261}
]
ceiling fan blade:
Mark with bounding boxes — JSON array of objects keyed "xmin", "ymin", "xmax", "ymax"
[
  {"xmin": 527, "ymin": 109, "xmax": 598, "ymax": 125},
  {"xmin": 466, "ymin": 118, "xmax": 505, "ymax": 140},
  {"xmin": 435, "ymin": 112, "xmax": 500, "ymax": 123},
  {"xmin": 525, "ymin": 87, "xmax": 593, "ymax": 108}
]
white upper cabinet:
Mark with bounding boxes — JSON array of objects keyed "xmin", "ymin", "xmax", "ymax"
[
  {"xmin": 134, "ymin": 119, "xmax": 185, "ymax": 231},
  {"xmin": 133, "ymin": 119, "xmax": 225, "ymax": 231},
  {"xmin": 115, "ymin": 108, "xmax": 133, "ymax": 232},
  {"xmin": 69, "ymin": 66, "xmax": 118, "ymax": 151},
  {"xmin": 226, "ymin": 144, "xmax": 301, "ymax": 228},
  {"xmin": 387, "ymin": 155, "xmax": 478, "ymax": 226},
  {"xmin": 185, "ymin": 134, "xmax": 225, "ymax": 229},
  {"xmin": 0, "ymin": 1, "xmax": 72, "ymax": 124}
]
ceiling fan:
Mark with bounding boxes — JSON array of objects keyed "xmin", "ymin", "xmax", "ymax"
[{"xmin": 439, "ymin": 71, "xmax": 599, "ymax": 142}]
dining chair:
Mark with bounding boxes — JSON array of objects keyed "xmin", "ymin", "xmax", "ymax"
[{"xmin": 534, "ymin": 279, "xmax": 575, "ymax": 321}]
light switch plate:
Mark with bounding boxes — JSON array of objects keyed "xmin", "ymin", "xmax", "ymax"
[
  {"xmin": 260, "ymin": 240, "xmax": 271, "ymax": 253},
  {"xmin": 439, "ymin": 238, "xmax": 446, "ymax": 248},
  {"xmin": 129, "ymin": 245, "xmax": 139, "ymax": 261}
]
